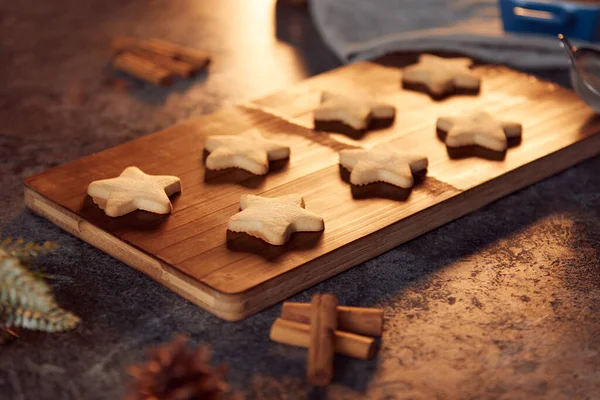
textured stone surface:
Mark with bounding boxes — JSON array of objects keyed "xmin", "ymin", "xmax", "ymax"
[{"xmin": 1, "ymin": 1, "xmax": 600, "ymax": 399}]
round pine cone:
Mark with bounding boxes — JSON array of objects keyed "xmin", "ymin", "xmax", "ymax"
[{"xmin": 126, "ymin": 335, "xmax": 229, "ymax": 400}]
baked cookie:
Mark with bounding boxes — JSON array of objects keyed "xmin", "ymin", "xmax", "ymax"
[
  {"xmin": 339, "ymin": 145, "xmax": 428, "ymax": 188},
  {"xmin": 228, "ymin": 194, "xmax": 324, "ymax": 245},
  {"xmin": 204, "ymin": 130, "xmax": 290, "ymax": 175},
  {"xmin": 402, "ymin": 54, "xmax": 480, "ymax": 99},
  {"xmin": 87, "ymin": 166, "xmax": 181, "ymax": 217},
  {"xmin": 314, "ymin": 92, "xmax": 396, "ymax": 136},
  {"xmin": 437, "ymin": 110, "xmax": 522, "ymax": 152},
  {"xmin": 369, "ymin": 101, "xmax": 396, "ymax": 129}
]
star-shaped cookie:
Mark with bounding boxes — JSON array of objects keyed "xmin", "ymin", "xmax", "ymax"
[
  {"xmin": 437, "ymin": 110, "xmax": 522, "ymax": 152},
  {"xmin": 339, "ymin": 145, "xmax": 428, "ymax": 188},
  {"xmin": 402, "ymin": 54, "xmax": 480, "ymax": 99},
  {"xmin": 88, "ymin": 166, "xmax": 181, "ymax": 217},
  {"xmin": 204, "ymin": 130, "xmax": 290, "ymax": 175},
  {"xmin": 314, "ymin": 91, "xmax": 396, "ymax": 135},
  {"xmin": 228, "ymin": 194, "xmax": 324, "ymax": 245}
]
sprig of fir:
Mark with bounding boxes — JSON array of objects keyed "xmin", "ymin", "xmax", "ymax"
[{"xmin": 0, "ymin": 239, "xmax": 79, "ymax": 334}]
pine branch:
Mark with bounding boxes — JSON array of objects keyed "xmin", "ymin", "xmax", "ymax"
[
  {"xmin": 0, "ymin": 257, "xmax": 55, "ymax": 313},
  {"xmin": 0, "ymin": 255, "xmax": 80, "ymax": 333},
  {"xmin": 0, "ymin": 238, "xmax": 58, "ymax": 264},
  {"xmin": 0, "ymin": 303, "xmax": 80, "ymax": 332}
]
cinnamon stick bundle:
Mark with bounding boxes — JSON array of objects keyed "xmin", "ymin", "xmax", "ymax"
[
  {"xmin": 112, "ymin": 37, "xmax": 200, "ymax": 77},
  {"xmin": 112, "ymin": 52, "xmax": 173, "ymax": 86},
  {"xmin": 269, "ymin": 318, "xmax": 377, "ymax": 360},
  {"xmin": 307, "ymin": 294, "xmax": 338, "ymax": 386},
  {"xmin": 113, "ymin": 45, "xmax": 195, "ymax": 78},
  {"xmin": 113, "ymin": 36, "xmax": 210, "ymax": 69},
  {"xmin": 146, "ymin": 39, "xmax": 211, "ymax": 69},
  {"xmin": 282, "ymin": 302, "xmax": 384, "ymax": 337}
]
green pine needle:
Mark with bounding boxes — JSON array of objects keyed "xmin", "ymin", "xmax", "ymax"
[
  {"xmin": 0, "ymin": 303, "xmax": 80, "ymax": 332},
  {"xmin": 0, "ymin": 257, "xmax": 55, "ymax": 313},
  {"xmin": 0, "ymin": 238, "xmax": 59, "ymax": 264},
  {"xmin": 0, "ymin": 239, "xmax": 79, "ymax": 334}
]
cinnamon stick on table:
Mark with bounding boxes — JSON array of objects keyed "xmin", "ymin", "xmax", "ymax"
[
  {"xmin": 112, "ymin": 37, "xmax": 197, "ymax": 77},
  {"xmin": 282, "ymin": 302, "xmax": 384, "ymax": 337},
  {"xmin": 112, "ymin": 41, "xmax": 195, "ymax": 77},
  {"xmin": 112, "ymin": 52, "xmax": 173, "ymax": 86},
  {"xmin": 112, "ymin": 36, "xmax": 210, "ymax": 69},
  {"xmin": 147, "ymin": 39, "xmax": 211, "ymax": 68},
  {"xmin": 307, "ymin": 294, "xmax": 338, "ymax": 386},
  {"xmin": 269, "ymin": 318, "xmax": 377, "ymax": 360}
]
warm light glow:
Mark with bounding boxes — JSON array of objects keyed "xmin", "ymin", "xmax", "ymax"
[{"xmin": 189, "ymin": 0, "xmax": 308, "ymax": 101}]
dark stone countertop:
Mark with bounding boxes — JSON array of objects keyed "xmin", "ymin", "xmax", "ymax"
[{"xmin": 1, "ymin": 1, "xmax": 599, "ymax": 399}]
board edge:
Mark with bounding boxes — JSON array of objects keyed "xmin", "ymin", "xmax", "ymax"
[
  {"xmin": 23, "ymin": 186, "xmax": 251, "ymax": 321},
  {"xmin": 203, "ymin": 130, "xmax": 600, "ymax": 315}
]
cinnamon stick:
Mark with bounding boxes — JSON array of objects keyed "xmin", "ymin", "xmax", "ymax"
[
  {"xmin": 112, "ymin": 36, "xmax": 210, "ymax": 69},
  {"xmin": 269, "ymin": 318, "xmax": 377, "ymax": 360},
  {"xmin": 282, "ymin": 302, "xmax": 384, "ymax": 337},
  {"xmin": 112, "ymin": 37, "xmax": 196, "ymax": 77},
  {"xmin": 112, "ymin": 52, "xmax": 173, "ymax": 86},
  {"xmin": 307, "ymin": 294, "xmax": 337, "ymax": 386},
  {"xmin": 146, "ymin": 39, "xmax": 211, "ymax": 69}
]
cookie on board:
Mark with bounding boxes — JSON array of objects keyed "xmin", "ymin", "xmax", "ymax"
[
  {"xmin": 204, "ymin": 130, "xmax": 290, "ymax": 175},
  {"xmin": 437, "ymin": 110, "xmax": 522, "ymax": 152},
  {"xmin": 402, "ymin": 54, "xmax": 480, "ymax": 99},
  {"xmin": 369, "ymin": 100, "xmax": 396, "ymax": 129},
  {"xmin": 228, "ymin": 194, "xmax": 324, "ymax": 245},
  {"xmin": 314, "ymin": 92, "xmax": 396, "ymax": 136},
  {"xmin": 87, "ymin": 166, "xmax": 181, "ymax": 217},
  {"xmin": 339, "ymin": 145, "xmax": 428, "ymax": 188}
]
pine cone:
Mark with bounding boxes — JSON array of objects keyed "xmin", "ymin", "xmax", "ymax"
[{"xmin": 126, "ymin": 335, "xmax": 229, "ymax": 400}]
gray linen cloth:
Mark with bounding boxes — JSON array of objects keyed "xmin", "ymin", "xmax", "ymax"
[{"xmin": 308, "ymin": 0, "xmax": 595, "ymax": 69}]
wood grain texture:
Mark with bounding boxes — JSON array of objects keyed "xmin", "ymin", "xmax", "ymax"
[{"xmin": 24, "ymin": 59, "xmax": 600, "ymax": 320}]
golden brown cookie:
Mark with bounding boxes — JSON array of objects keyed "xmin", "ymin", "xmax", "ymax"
[
  {"xmin": 228, "ymin": 194, "xmax": 324, "ymax": 245},
  {"xmin": 314, "ymin": 92, "xmax": 396, "ymax": 136},
  {"xmin": 339, "ymin": 145, "xmax": 428, "ymax": 188},
  {"xmin": 87, "ymin": 166, "xmax": 181, "ymax": 217},
  {"xmin": 204, "ymin": 130, "xmax": 290, "ymax": 175},
  {"xmin": 437, "ymin": 110, "xmax": 522, "ymax": 152},
  {"xmin": 402, "ymin": 54, "xmax": 480, "ymax": 99}
]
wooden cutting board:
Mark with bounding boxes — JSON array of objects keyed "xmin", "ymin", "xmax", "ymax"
[{"xmin": 24, "ymin": 57, "xmax": 600, "ymax": 321}]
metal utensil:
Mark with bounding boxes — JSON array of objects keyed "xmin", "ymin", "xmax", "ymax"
[{"xmin": 559, "ymin": 34, "xmax": 600, "ymax": 113}]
